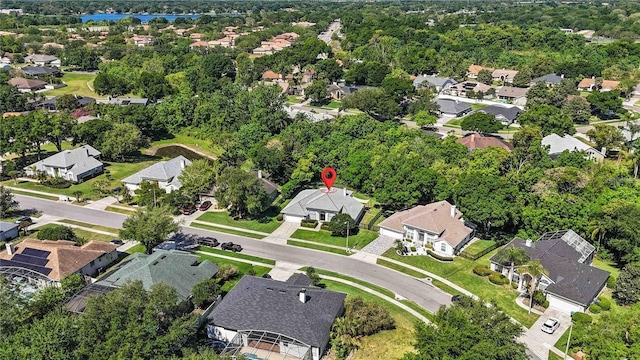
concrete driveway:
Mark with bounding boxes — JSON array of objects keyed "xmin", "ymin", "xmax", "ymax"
[{"xmin": 521, "ymin": 307, "xmax": 572, "ymax": 360}]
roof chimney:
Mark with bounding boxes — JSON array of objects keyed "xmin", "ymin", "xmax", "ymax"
[
  {"xmin": 299, "ymin": 289, "xmax": 307, "ymax": 303},
  {"xmin": 5, "ymin": 243, "xmax": 15, "ymax": 255},
  {"xmin": 180, "ymin": 158, "xmax": 186, "ymax": 169},
  {"xmin": 525, "ymin": 239, "xmax": 532, "ymax": 247},
  {"xmin": 450, "ymin": 205, "xmax": 456, "ymax": 217},
  {"xmin": 258, "ymin": 170, "xmax": 262, "ymax": 179}
]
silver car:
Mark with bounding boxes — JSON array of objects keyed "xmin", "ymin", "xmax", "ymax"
[{"xmin": 541, "ymin": 318, "xmax": 560, "ymax": 334}]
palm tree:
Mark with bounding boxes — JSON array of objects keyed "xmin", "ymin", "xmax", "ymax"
[
  {"xmin": 494, "ymin": 245, "xmax": 531, "ymax": 285},
  {"xmin": 518, "ymin": 259, "xmax": 549, "ymax": 314},
  {"xmin": 588, "ymin": 219, "xmax": 607, "ymax": 251}
]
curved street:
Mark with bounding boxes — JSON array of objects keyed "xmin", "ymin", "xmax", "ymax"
[{"xmin": 15, "ymin": 195, "xmax": 452, "ymax": 313}]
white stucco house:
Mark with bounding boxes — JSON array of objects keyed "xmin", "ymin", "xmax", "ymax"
[
  {"xmin": 378, "ymin": 200, "xmax": 475, "ymax": 257},
  {"xmin": 280, "ymin": 188, "xmax": 365, "ymax": 224},
  {"xmin": 23, "ymin": 54, "xmax": 61, "ymax": 67},
  {"xmin": 24, "ymin": 145, "xmax": 103, "ymax": 182},
  {"xmin": 489, "ymin": 230, "xmax": 610, "ymax": 314},
  {"xmin": 122, "ymin": 156, "xmax": 192, "ymax": 193}
]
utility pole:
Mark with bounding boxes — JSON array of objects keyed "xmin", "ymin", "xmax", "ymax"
[{"xmin": 564, "ymin": 320, "xmax": 574, "ymax": 360}]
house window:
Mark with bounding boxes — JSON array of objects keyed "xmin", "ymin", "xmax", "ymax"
[
  {"xmin": 405, "ymin": 229, "xmax": 414, "ymax": 239},
  {"xmin": 440, "ymin": 243, "xmax": 447, "ymax": 252},
  {"xmin": 320, "ymin": 213, "xmax": 326, "ymax": 221}
]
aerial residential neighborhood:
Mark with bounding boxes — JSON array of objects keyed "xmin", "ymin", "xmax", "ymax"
[{"xmin": 1, "ymin": 1, "xmax": 640, "ymax": 360}]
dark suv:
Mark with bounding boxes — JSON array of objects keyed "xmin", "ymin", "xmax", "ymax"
[
  {"xmin": 198, "ymin": 237, "xmax": 219, "ymax": 247},
  {"xmin": 221, "ymin": 242, "xmax": 243, "ymax": 252}
]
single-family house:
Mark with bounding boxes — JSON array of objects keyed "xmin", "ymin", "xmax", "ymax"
[
  {"xmin": 467, "ymin": 65, "xmax": 493, "ymax": 79},
  {"xmin": 98, "ymin": 250, "xmax": 218, "ymax": 302},
  {"xmin": 281, "ymin": 188, "xmax": 365, "ymax": 224},
  {"xmin": 496, "ymin": 86, "xmax": 528, "ymax": 105},
  {"xmin": 261, "ymin": 70, "xmax": 284, "ymax": 81},
  {"xmin": 132, "ymin": 35, "xmax": 154, "ymax": 47},
  {"xmin": 122, "ymin": 156, "xmax": 192, "ymax": 193},
  {"xmin": 0, "ymin": 55, "xmax": 11, "ymax": 65},
  {"xmin": 327, "ymin": 84, "xmax": 367, "ymax": 100},
  {"xmin": 23, "ymin": 54, "xmax": 61, "ymax": 67},
  {"xmin": 489, "ymin": 230, "xmax": 610, "ymax": 314},
  {"xmin": 530, "ymin": 74, "xmax": 565, "ymax": 87},
  {"xmin": 577, "ymin": 77, "xmax": 620, "ymax": 92},
  {"xmin": 1, "ymin": 239, "xmax": 118, "ymax": 286},
  {"xmin": 95, "ymin": 96, "xmax": 149, "ymax": 106},
  {"xmin": 444, "ymin": 81, "xmax": 493, "ymax": 98},
  {"xmin": 206, "ymin": 275, "xmax": 346, "ymax": 360},
  {"xmin": 492, "ymin": 69, "xmax": 519, "ymax": 84},
  {"xmin": 435, "ymin": 98, "xmax": 473, "ymax": 118},
  {"xmin": 8, "ymin": 77, "xmax": 47, "ymax": 92},
  {"xmin": 541, "ymin": 133, "xmax": 605, "ymax": 161},
  {"xmin": 456, "ymin": 133, "xmax": 513, "ymax": 152},
  {"xmin": 24, "ymin": 145, "xmax": 103, "ymax": 182},
  {"xmin": 0, "ymin": 222, "xmax": 19, "ymax": 242},
  {"xmin": 38, "ymin": 95, "xmax": 95, "ymax": 111},
  {"xmin": 378, "ymin": 200, "xmax": 475, "ymax": 257},
  {"xmin": 477, "ymin": 104, "xmax": 522, "ymax": 125},
  {"xmin": 413, "ymin": 75, "xmax": 457, "ymax": 93},
  {"xmin": 21, "ymin": 66, "xmax": 61, "ymax": 78}
]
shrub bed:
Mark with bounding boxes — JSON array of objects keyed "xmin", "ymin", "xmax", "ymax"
[
  {"xmin": 473, "ymin": 264, "xmax": 492, "ymax": 276},
  {"xmin": 300, "ymin": 219, "xmax": 318, "ymax": 228},
  {"xmin": 589, "ymin": 304, "xmax": 601, "ymax": 314},
  {"xmin": 572, "ymin": 312, "xmax": 593, "ymax": 325},
  {"xmin": 42, "ymin": 177, "xmax": 73, "ymax": 188},
  {"xmin": 488, "ymin": 272, "xmax": 509, "ymax": 285},
  {"xmin": 427, "ymin": 249, "xmax": 454, "ymax": 261},
  {"xmin": 607, "ymin": 276, "xmax": 616, "ymax": 289},
  {"xmin": 533, "ymin": 290, "xmax": 549, "ymax": 308},
  {"xmin": 597, "ymin": 297, "xmax": 611, "ymax": 311}
]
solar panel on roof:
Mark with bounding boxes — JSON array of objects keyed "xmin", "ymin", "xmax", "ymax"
[
  {"xmin": 0, "ymin": 259, "xmax": 52, "ymax": 276},
  {"xmin": 12, "ymin": 253, "xmax": 49, "ymax": 266},
  {"xmin": 22, "ymin": 248, "xmax": 51, "ymax": 258}
]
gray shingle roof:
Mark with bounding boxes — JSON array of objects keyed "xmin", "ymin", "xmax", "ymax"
[
  {"xmin": 208, "ymin": 275, "xmax": 346, "ymax": 348},
  {"xmin": 490, "ymin": 231, "xmax": 608, "ymax": 307},
  {"xmin": 541, "ymin": 134, "xmax": 600, "ymax": 156},
  {"xmin": 281, "ymin": 188, "xmax": 365, "ymax": 221},
  {"xmin": 97, "ymin": 250, "xmax": 218, "ymax": 301},
  {"xmin": 435, "ymin": 99, "xmax": 472, "ymax": 115},
  {"xmin": 478, "ymin": 105, "xmax": 521, "ymax": 122},
  {"xmin": 531, "ymin": 74, "xmax": 564, "ymax": 85},
  {"xmin": 0, "ymin": 221, "xmax": 19, "ymax": 232},
  {"xmin": 122, "ymin": 156, "xmax": 192, "ymax": 185},
  {"xmin": 413, "ymin": 75, "xmax": 457, "ymax": 88},
  {"xmin": 26, "ymin": 145, "xmax": 102, "ymax": 172},
  {"xmin": 21, "ymin": 66, "xmax": 59, "ymax": 76}
]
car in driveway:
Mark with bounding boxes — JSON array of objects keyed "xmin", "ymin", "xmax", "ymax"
[
  {"xmin": 541, "ymin": 318, "xmax": 560, "ymax": 334},
  {"xmin": 198, "ymin": 237, "xmax": 219, "ymax": 247},
  {"xmin": 14, "ymin": 216, "xmax": 33, "ymax": 225},
  {"xmin": 221, "ymin": 242, "xmax": 243, "ymax": 252},
  {"xmin": 199, "ymin": 201, "xmax": 212, "ymax": 211},
  {"xmin": 181, "ymin": 204, "xmax": 197, "ymax": 215},
  {"xmin": 110, "ymin": 239, "xmax": 124, "ymax": 245}
]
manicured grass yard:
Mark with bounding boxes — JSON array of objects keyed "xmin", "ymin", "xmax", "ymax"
[
  {"xmin": 381, "ymin": 248, "xmax": 539, "ymax": 327},
  {"xmin": 461, "ymin": 239, "xmax": 496, "ymax": 257},
  {"xmin": 322, "ymin": 280, "xmax": 417, "ymax": 360},
  {"xmin": 3, "ymin": 158, "xmax": 157, "ymax": 200},
  {"xmin": 290, "ymin": 228, "xmax": 378, "ymax": 249},
  {"xmin": 287, "ymin": 240, "xmax": 349, "ymax": 255},
  {"xmin": 196, "ymin": 211, "xmax": 281, "ymax": 233},
  {"xmin": 105, "ymin": 206, "xmax": 137, "ymax": 216},
  {"xmin": 44, "ymin": 73, "xmax": 99, "ymax": 98},
  {"xmin": 7, "ymin": 189, "xmax": 59, "ymax": 201},
  {"xmin": 57, "ymin": 219, "xmax": 118, "ymax": 234},
  {"xmin": 197, "ymin": 246, "xmax": 276, "ymax": 265},
  {"xmin": 126, "ymin": 244, "xmax": 146, "ymax": 254},
  {"xmin": 471, "ymin": 103, "xmax": 488, "ymax": 110},
  {"xmin": 446, "ymin": 118, "xmax": 462, "ymax": 126},
  {"xmin": 146, "ymin": 133, "xmax": 223, "ymax": 157},
  {"xmin": 197, "ymin": 253, "xmax": 271, "ymax": 292},
  {"xmin": 73, "ymin": 228, "xmax": 115, "ymax": 243},
  {"xmin": 592, "ymin": 257, "xmax": 621, "ymax": 279},
  {"xmin": 190, "ymin": 223, "xmax": 266, "ymax": 239}
]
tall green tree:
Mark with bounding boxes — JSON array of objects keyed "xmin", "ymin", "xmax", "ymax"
[
  {"xmin": 0, "ymin": 186, "xmax": 18, "ymax": 219},
  {"xmin": 178, "ymin": 159, "xmax": 218, "ymax": 199},
  {"xmin": 613, "ymin": 264, "xmax": 640, "ymax": 305},
  {"xmin": 562, "ymin": 96, "xmax": 591, "ymax": 124},
  {"xmin": 518, "ymin": 105, "xmax": 575, "ymax": 136},
  {"xmin": 586, "ymin": 124, "xmax": 625, "ymax": 152},
  {"xmin": 214, "ymin": 167, "xmax": 271, "ymax": 218},
  {"xmin": 494, "ymin": 245, "xmax": 531, "ymax": 286},
  {"xmin": 402, "ymin": 297, "xmax": 527, "ymax": 360},
  {"xmin": 340, "ymin": 88, "xmax": 401, "ymax": 120},
  {"xmin": 460, "ymin": 113, "xmax": 504, "ymax": 133},
  {"xmin": 100, "ymin": 123, "xmax": 146, "ymax": 161},
  {"xmin": 120, "ymin": 205, "xmax": 179, "ymax": 254},
  {"xmin": 517, "ymin": 259, "xmax": 548, "ymax": 313},
  {"xmin": 477, "ymin": 69, "xmax": 493, "ymax": 85}
]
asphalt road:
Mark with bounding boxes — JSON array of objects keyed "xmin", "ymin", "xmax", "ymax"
[{"xmin": 16, "ymin": 195, "xmax": 452, "ymax": 313}]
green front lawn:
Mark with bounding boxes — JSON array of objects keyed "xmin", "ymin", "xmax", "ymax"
[
  {"xmin": 592, "ymin": 257, "xmax": 621, "ymax": 280},
  {"xmin": 381, "ymin": 248, "xmax": 539, "ymax": 327},
  {"xmin": 126, "ymin": 244, "xmax": 146, "ymax": 254},
  {"xmin": 57, "ymin": 219, "xmax": 118, "ymax": 234},
  {"xmin": 446, "ymin": 118, "xmax": 462, "ymax": 126},
  {"xmin": 196, "ymin": 211, "xmax": 281, "ymax": 233},
  {"xmin": 3, "ymin": 158, "xmax": 156, "ymax": 201},
  {"xmin": 197, "ymin": 246, "xmax": 276, "ymax": 265},
  {"xmin": 461, "ymin": 239, "xmax": 497, "ymax": 257},
  {"xmin": 290, "ymin": 228, "xmax": 378, "ymax": 249},
  {"xmin": 190, "ymin": 222, "xmax": 266, "ymax": 239},
  {"xmin": 6, "ymin": 189, "xmax": 59, "ymax": 201},
  {"xmin": 287, "ymin": 240, "xmax": 349, "ymax": 255},
  {"xmin": 73, "ymin": 228, "xmax": 115, "ymax": 243},
  {"xmin": 43, "ymin": 72, "xmax": 99, "ymax": 98},
  {"xmin": 471, "ymin": 103, "xmax": 488, "ymax": 111}
]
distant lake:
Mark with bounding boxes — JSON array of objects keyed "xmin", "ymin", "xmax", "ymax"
[{"xmin": 80, "ymin": 13, "xmax": 202, "ymax": 23}]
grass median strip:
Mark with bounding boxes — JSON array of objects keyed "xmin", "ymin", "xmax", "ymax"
[
  {"xmin": 58, "ymin": 219, "xmax": 118, "ymax": 234},
  {"xmin": 8, "ymin": 189, "xmax": 59, "ymax": 201},
  {"xmin": 105, "ymin": 206, "xmax": 137, "ymax": 216},
  {"xmin": 191, "ymin": 222, "xmax": 266, "ymax": 239},
  {"xmin": 303, "ymin": 267, "xmax": 395, "ymax": 298},
  {"xmin": 196, "ymin": 211, "xmax": 280, "ymax": 233},
  {"xmin": 290, "ymin": 228, "xmax": 378, "ymax": 249},
  {"xmin": 73, "ymin": 228, "xmax": 115, "ymax": 243},
  {"xmin": 431, "ymin": 279, "xmax": 464, "ymax": 297},
  {"xmin": 377, "ymin": 258, "xmax": 426, "ymax": 278},
  {"xmin": 287, "ymin": 240, "xmax": 348, "ymax": 255},
  {"xmin": 197, "ymin": 246, "xmax": 276, "ymax": 265},
  {"xmin": 400, "ymin": 299, "xmax": 435, "ymax": 322}
]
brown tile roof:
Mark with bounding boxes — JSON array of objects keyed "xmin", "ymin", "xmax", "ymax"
[
  {"xmin": 379, "ymin": 200, "xmax": 473, "ymax": 247},
  {"xmin": 577, "ymin": 78, "xmax": 594, "ymax": 88},
  {"xmin": 456, "ymin": 133, "xmax": 513, "ymax": 151},
  {"xmin": 468, "ymin": 65, "xmax": 493, "ymax": 76},
  {"xmin": 8, "ymin": 77, "xmax": 47, "ymax": 89},
  {"xmin": 496, "ymin": 86, "xmax": 528, "ymax": 98},
  {"xmin": 262, "ymin": 70, "xmax": 281, "ymax": 80},
  {"xmin": 601, "ymin": 80, "xmax": 620, "ymax": 90},
  {"xmin": 0, "ymin": 238, "xmax": 117, "ymax": 281}
]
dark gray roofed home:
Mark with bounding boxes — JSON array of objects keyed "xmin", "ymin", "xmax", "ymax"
[
  {"xmin": 435, "ymin": 98, "xmax": 473, "ymax": 118},
  {"xmin": 207, "ymin": 275, "xmax": 346, "ymax": 360},
  {"xmin": 477, "ymin": 104, "xmax": 522, "ymax": 125},
  {"xmin": 489, "ymin": 230, "xmax": 609, "ymax": 314},
  {"xmin": 21, "ymin": 66, "xmax": 60, "ymax": 78},
  {"xmin": 530, "ymin": 74, "xmax": 564, "ymax": 86}
]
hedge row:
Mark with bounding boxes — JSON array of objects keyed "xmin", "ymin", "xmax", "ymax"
[
  {"xmin": 300, "ymin": 219, "xmax": 318, "ymax": 228},
  {"xmin": 473, "ymin": 264, "xmax": 492, "ymax": 276},
  {"xmin": 572, "ymin": 312, "xmax": 593, "ymax": 325},
  {"xmin": 489, "ymin": 272, "xmax": 509, "ymax": 285},
  {"xmin": 427, "ymin": 249, "xmax": 454, "ymax": 262}
]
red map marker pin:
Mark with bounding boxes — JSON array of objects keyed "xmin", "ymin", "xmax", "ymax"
[{"xmin": 321, "ymin": 167, "xmax": 337, "ymax": 191}]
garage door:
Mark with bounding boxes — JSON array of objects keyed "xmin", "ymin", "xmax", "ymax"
[
  {"xmin": 547, "ymin": 294, "xmax": 583, "ymax": 314},
  {"xmin": 283, "ymin": 214, "xmax": 304, "ymax": 223},
  {"xmin": 380, "ymin": 228, "xmax": 403, "ymax": 240}
]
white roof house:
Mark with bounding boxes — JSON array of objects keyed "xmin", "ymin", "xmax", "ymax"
[
  {"xmin": 281, "ymin": 188, "xmax": 365, "ymax": 224},
  {"xmin": 23, "ymin": 54, "xmax": 61, "ymax": 67},
  {"xmin": 541, "ymin": 134, "xmax": 605, "ymax": 161},
  {"xmin": 122, "ymin": 156, "xmax": 192, "ymax": 193},
  {"xmin": 24, "ymin": 145, "xmax": 103, "ymax": 182}
]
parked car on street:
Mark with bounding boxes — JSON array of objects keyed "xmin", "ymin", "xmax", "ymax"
[
  {"xmin": 199, "ymin": 201, "xmax": 212, "ymax": 211},
  {"xmin": 221, "ymin": 242, "xmax": 243, "ymax": 252},
  {"xmin": 198, "ymin": 237, "xmax": 219, "ymax": 247},
  {"xmin": 181, "ymin": 204, "xmax": 197, "ymax": 215},
  {"xmin": 541, "ymin": 318, "xmax": 560, "ymax": 334}
]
